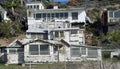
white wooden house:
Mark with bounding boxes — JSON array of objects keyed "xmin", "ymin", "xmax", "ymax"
[{"xmin": 5, "ymin": 39, "xmax": 101, "ymax": 64}]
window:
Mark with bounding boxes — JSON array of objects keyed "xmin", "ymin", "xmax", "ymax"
[
  {"xmin": 81, "ymin": 47, "xmax": 86, "ymax": 55},
  {"xmin": 43, "ymin": 33, "xmax": 48, "ymax": 39},
  {"xmin": 55, "ymin": 31, "xmax": 59, "ymax": 37},
  {"xmin": 60, "ymin": 13, "xmax": 63, "ymax": 18},
  {"xmin": 72, "ymin": 12, "xmax": 78, "ymax": 20},
  {"xmin": 71, "ymin": 48, "xmax": 81, "ymax": 57},
  {"xmin": 60, "ymin": 31, "xmax": 64, "ymax": 37},
  {"xmin": 27, "ymin": 6, "xmax": 30, "ymax": 9},
  {"xmin": 29, "ymin": 45, "xmax": 39, "ymax": 55},
  {"xmin": 37, "ymin": 5, "xmax": 39, "ymax": 9},
  {"xmin": 28, "ymin": 11, "xmax": 31, "ymax": 17},
  {"xmin": 51, "ymin": 13, "xmax": 54, "ymax": 19},
  {"xmin": 88, "ymin": 48, "xmax": 98, "ymax": 58},
  {"xmin": 64, "ymin": 12, "xmax": 68, "ymax": 19},
  {"xmin": 79, "ymin": 37, "xmax": 83, "ymax": 44},
  {"xmin": 17, "ymin": 48, "xmax": 23, "ymax": 53},
  {"xmin": 34, "ymin": 5, "xmax": 36, "ymax": 8},
  {"xmin": 54, "ymin": 31, "xmax": 64, "ymax": 38},
  {"xmin": 43, "ymin": 13, "xmax": 46, "ymax": 18},
  {"xmin": 40, "ymin": 45, "xmax": 49, "ymax": 55},
  {"xmin": 47, "ymin": 13, "xmax": 50, "ymax": 19},
  {"xmin": 30, "ymin": 33, "xmax": 48, "ymax": 39},
  {"xmin": 9, "ymin": 49, "xmax": 16, "ymax": 54},
  {"xmin": 42, "ymin": 13, "xmax": 46, "ymax": 21},
  {"xmin": 114, "ymin": 11, "xmax": 120, "ymax": 18},
  {"xmin": 37, "ymin": 33, "xmax": 42, "ymax": 39},
  {"xmin": 29, "ymin": 44, "xmax": 49, "ymax": 55},
  {"xmin": 109, "ymin": 11, "xmax": 113, "ymax": 17},
  {"xmin": 71, "ymin": 30, "xmax": 77, "ymax": 34},
  {"xmin": 36, "ymin": 13, "xmax": 41, "ymax": 19},
  {"xmin": 55, "ymin": 13, "xmax": 59, "ymax": 19},
  {"xmin": 31, "ymin": 33, "xmax": 36, "ymax": 39},
  {"xmin": 30, "ymin": 5, "xmax": 32, "ymax": 8}
]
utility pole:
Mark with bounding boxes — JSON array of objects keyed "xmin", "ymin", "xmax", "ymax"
[{"xmin": 57, "ymin": 45, "xmax": 60, "ymax": 69}]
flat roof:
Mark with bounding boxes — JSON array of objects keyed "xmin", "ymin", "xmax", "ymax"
[
  {"xmin": 27, "ymin": 28, "xmax": 84, "ymax": 33},
  {"xmin": 28, "ymin": 8, "xmax": 85, "ymax": 13}
]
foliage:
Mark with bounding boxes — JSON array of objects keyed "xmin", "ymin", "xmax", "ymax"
[
  {"xmin": 100, "ymin": 29, "xmax": 120, "ymax": 45},
  {"xmin": 91, "ymin": 36, "xmax": 99, "ymax": 46},
  {"xmin": 0, "ymin": 21, "xmax": 23, "ymax": 38},
  {"xmin": 102, "ymin": 51, "xmax": 111, "ymax": 60},
  {"xmin": 86, "ymin": 9, "xmax": 102, "ymax": 36},
  {"xmin": 2, "ymin": 0, "xmax": 20, "ymax": 8},
  {"xmin": 0, "ymin": 22, "xmax": 11, "ymax": 38}
]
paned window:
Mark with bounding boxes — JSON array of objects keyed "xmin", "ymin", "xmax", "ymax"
[
  {"xmin": 71, "ymin": 48, "xmax": 81, "ymax": 57},
  {"xmin": 29, "ymin": 45, "xmax": 39, "ymax": 55},
  {"xmin": 72, "ymin": 12, "xmax": 78, "ymax": 20}
]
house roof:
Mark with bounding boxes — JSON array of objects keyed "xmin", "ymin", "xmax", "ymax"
[
  {"xmin": 101, "ymin": 45, "xmax": 120, "ymax": 50},
  {"xmin": 32, "ymin": 8, "xmax": 85, "ymax": 13},
  {"xmin": 7, "ymin": 38, "xmax": 63, "ymax": 48},
  {"xmin": 71, "ymin": 45, "xmax": 102, "ymax": 49}
]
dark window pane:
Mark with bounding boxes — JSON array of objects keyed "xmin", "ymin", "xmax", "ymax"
[
  {"xmin": 71, "ymin": 48, "xmax": 80, "ymax": 57},
  {"xmin": 60, "ymin": 31, "xmax": 64, "ymax": 37},
  {"xmin": 34, "ymin": 5, "xmax": 36, "ymax": 8},
  {"xmin": 81, "ymin": 47, "xmax": 86, "ymax": 55},
  {"xmin": 88, "ymin": 48, "xmax": 98, "ymax": 58},
  {"xmin": 109, "ymin": 11, "xmax": 113, "ymax": 17},
  {"xmin": 64, "ymin": 12, "xmax": 68, "ymax": 18},
  {"xmin": 37, "ymin": 5, "xmax": 39, "ymax": 9},
  {"xmin": 55, "ymin": 31, "xmax": 59, "ymax": 37},
  {"xmin": 47, "ymin": 13, "xmax": 50, "ymax": 18},
  {"xmin": 114, "ymin": 11, "xmax": 120, "ymax": 18},
  {"xmin": 31, "ymin": 33, "xmax": 36, "ymax": 39},
  {"xmin": 72, "ymin": 12, "xmax": 78, "ymax": 20},
  {"xmin": 9, "ymin": 49, "xmax": 16, "ymax": 54},
  {"xmin": 43, "ymin": 33, "xmax": 48, "ymax": 39},
  {"xmin": 29, "ymin": 45, "xmax": 39, "ymax": 55},
  {"xmin": 60, "ymin": 13, "xmax": 63, "ymax": 18},
  {"xmin": 40, "ymin": 45, "xmax": 49, "ymax": 55},
  {"xmin": 51, "ymin": 13, "xmax": 54, "ymax": 18},
  {"xmin": 36, "ymin": 13, "xmax": 41, "ymax": 19},
  {"xmin": 71, "ymin": 30, "xmax": 77, "ymax": 34},
  {"xmin": 55, "ymin": 13, "xmax": 59, "ymax": 18},
  {"xmin": 43, "ymin": 13, "xmax": 46, "ymax": 18}
]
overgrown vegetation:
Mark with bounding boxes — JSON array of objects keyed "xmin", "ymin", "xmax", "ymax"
[
  {"xmin": 100, "ymin": 29, "xmax": 120, "ymax": 46},
  {"xmin": 102, "ymin": 51, "xmax": 111, "ymax": 60},
  {"xmin": 1, "ymin": 0, "xmax": 20, "ymax": 8},
  {"xmin": 0, "ymin": 0, "xmax": 27, "ymax": 38},
  {"xmin": 0, "ymin": 21, "xmax": 23, "ymax": 38}
]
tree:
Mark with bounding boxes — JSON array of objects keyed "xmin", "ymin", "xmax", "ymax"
[{"xmin": 2, "ymin": 0, "xmax": 20, "ymax": 14}]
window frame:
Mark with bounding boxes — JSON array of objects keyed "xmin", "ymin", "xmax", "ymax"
[
  {"xmin": 29, "ymin": 44, "xmax": 50, "ymax": 55},
  {"xmin": 72, "ymin": 12, "xmax": 78, "ymax": 20}
]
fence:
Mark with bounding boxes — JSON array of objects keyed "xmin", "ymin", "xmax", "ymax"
[
  {"xmin": 0, "ymin": 61, "xmax": 120, "ymax": 69},
  {"xmin": 0, "ymin": 50, "xmax": 120, "ymax": 69}
]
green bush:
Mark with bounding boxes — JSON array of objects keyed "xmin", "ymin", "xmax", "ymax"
[
  {"xmin": 0, "ymin": 21, "xmax": 23, "ymax": 38},
  {"xmin": 102, "ymin": 51, "xmax": 111, "ymax": 59}
]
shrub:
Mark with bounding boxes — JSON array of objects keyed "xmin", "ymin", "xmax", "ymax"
[{"xmin": 102, "ymin": 51, "xmax": 111, "ymax": 59}]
